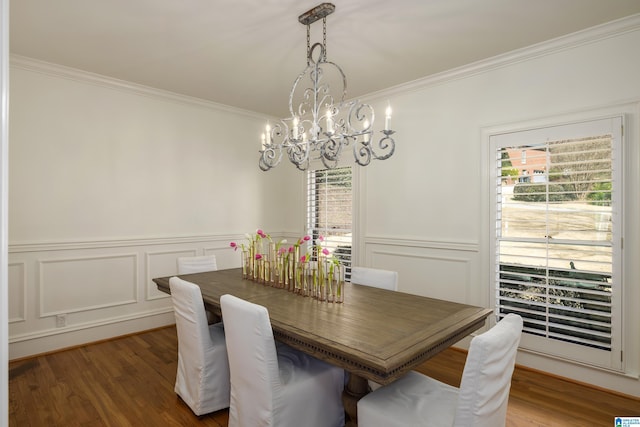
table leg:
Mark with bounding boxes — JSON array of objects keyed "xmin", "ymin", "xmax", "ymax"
[{"xmin": 343, "ymin": 373, "xmax": 369, "ymax": 426}]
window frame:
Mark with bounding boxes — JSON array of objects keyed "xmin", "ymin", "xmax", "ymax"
[{"xmin": 481, "ymin": 108, "xmax": 632, "ymax": 373}]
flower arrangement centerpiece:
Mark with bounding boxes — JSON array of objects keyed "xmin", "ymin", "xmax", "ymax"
[
  {"xmin": 230, "ymin": 230, "xmax": 344, "ymax": 303},
  {"xmin": 230, "ymin": 229, "xmax": 272, "ymax": 281}
]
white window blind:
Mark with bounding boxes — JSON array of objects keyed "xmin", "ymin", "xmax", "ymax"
[
  {"xmin": 491, "ymin": 116, "xmax": 622, "ymax": 369},
  {"xmin": 306, "ymin": 166, "xmax": 352, "ymax": 272}
]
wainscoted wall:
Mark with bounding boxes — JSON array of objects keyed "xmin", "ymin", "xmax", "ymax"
[
  {"xmin": 8, "ymin": 236, "xmax": 242, "ymax": 359},
  {"xmin": 361, "ymin": 237, "xmax": 481, "ymax": 306},
  {"xmin": 9, "ymin": 233, "xmax": 483, "ymax": 359}
]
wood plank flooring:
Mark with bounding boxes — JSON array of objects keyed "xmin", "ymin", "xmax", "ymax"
[{"xmin": 9, "ymin": 326, "xmax": 640, "ymax": 426}]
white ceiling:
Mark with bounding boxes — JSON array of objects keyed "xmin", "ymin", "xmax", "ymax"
[{"xmin": 10, "ymin": 0, "xmax": 640, "ymax": 118}]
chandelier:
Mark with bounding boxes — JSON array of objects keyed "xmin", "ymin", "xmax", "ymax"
[{"xmin": 259, "ymin": 3, "xmax": 396, "ymax": 171}]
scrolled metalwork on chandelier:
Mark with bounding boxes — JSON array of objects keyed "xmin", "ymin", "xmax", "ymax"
[{"xmin": 259, "ymin": 3, "xmax": 396, "ymax": 171}]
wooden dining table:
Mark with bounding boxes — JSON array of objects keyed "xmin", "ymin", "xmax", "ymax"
[{"xmin": 154, "ymin": 268, "xmax": 492, "ymax": 425}]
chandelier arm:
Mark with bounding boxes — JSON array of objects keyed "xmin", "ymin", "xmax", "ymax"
[
  {"xmin": 321, "ymin": 153, "xmax": 339, "ymax": 169},
  {"xmin": 259, "ymin": 146, "xmax": 283, "ymax": 171},
  {"xmin": 371, "ymin": 132, "xmax": 396, "ymax": 160},
  {"xmin": 287, "ymin": 140, "xmax": 311, "ymax": 166},
  {"xmin": 345, "ymin": 101, "xmax": 374, "ymax": 134},
  {"xmin": 353, "ymin": 137, "xmax": 372, "ymax": 166},
  {"xmin": 322, "ymin": 135, "xmax": 344, "ymax": 162},
  {"xmin": 296, "ymin": 158, "xmax": 311, "ymax": 171}
]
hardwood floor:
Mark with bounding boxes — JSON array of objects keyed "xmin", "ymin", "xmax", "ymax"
[{"xmin": 9, "ymin": 326, "xmax": 640, "ymax": 426}]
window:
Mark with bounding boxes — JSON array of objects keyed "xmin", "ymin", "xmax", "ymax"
[
  {"xmin": 306, "ymin": 166, "xmax": 352, "ymax": 275},
  {"xmin": 490, "ymin": 116, "xmax": 623, "ymax": 370}
]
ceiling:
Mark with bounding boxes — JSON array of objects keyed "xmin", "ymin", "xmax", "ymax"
[{"xmin": 10, "ymin": 0, "xmax": 640, "ymax": 118}]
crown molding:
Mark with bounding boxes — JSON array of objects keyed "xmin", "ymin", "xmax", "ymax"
[
  {"xmin": 9, "ymin": 54, "xmax": 269, "ymax": 120},
  {"xmin": 363, "ymin": 13, "xmax": 640, "ymax": 102}
]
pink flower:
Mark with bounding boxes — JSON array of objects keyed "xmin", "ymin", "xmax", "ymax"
[
  {"xmin": 230, "ymin": 242, "xmax": 238, "ymax": 251},
  {"xmin": 322, "ymin": 248, "xmax": 330, "ymax": 256},
  {"xmin": 297, "ymin": 235, "xmax": 311, "ymax": 246},
  {"xmin": 255, "ymin": 253, "xmax": 263, "ymax": 260},
  {"xmin": 288, "ymin": 246, "xmax": 294, "ymax": 253},
  {"xmin": 256, "ymin": 229, "xmax": 267, "ymax": 238},
  {"xmin": 318, "ymin": 235, "xmax": 325, "ymax": 242},
  {"xmin": 278, "ymin": 247, "xmax": 287, "ymax": 255}
]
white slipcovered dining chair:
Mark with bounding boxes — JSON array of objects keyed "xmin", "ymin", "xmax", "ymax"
[
  {"xmin": 169, "ymin": 277, "xmax": 230, "ymax": 416},
  {"xmin": 350, "ymin": 266, "xmax": 398, "ymax": 291},
  {"xmin": 177, "ymin": 255, "xmax": 218, "ymax": 274},
  {"xmin": 220, "ymin": 294, "xmax": 345, "ymax": 427},
  {"xmin": 357, "ymin": 313, "xmax": 523, "ymax": 427},
  {"xmin": 177, "ymin": 255, "xmax": 218, "ymax": 323}
]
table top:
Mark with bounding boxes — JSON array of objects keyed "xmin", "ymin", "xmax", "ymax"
[{"xmin": 154, "ymin": 268, "xmax": 492, "ymax": 385}]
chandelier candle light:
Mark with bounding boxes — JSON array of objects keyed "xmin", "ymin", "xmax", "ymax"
[{"xmin": 259, "ymin": 3, "xmax": 397, "ymax": 171}]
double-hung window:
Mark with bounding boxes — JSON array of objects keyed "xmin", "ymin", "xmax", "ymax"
[
  {"xmin": 489, "ymin": 116, "xmax": 623, "ymax": 370},
  {"xmin": 306, "ymin": 166, "xmax": 352, "ymax": 275}
]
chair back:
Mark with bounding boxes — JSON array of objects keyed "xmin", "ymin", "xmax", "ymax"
[
  {"xmin": 169, "ymin": 277, "xmax": 212, "ymax": 366},
  {"xmin": 351, "ymin": 266, "xmax": 398, "ymax": 291},
  {"xmin": 454, "ymin": 313, "xmax": 523, "ymax": 427},
  {"xmin": 177, "ymin": 255, "xmax": 218, "ymax": 274},
  {"xmin": 220, "ymin": 294, "xmax": 280, "ymax": 426}
]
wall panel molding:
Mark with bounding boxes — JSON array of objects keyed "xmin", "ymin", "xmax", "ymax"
[
  {"xmin": 8, "ymin": 261, "xmax": 26, "ymax": 323},
  {"xmin": 365, "ymin": 235, "xmax": 479, "ymax": 252},
  {"xmin": 39, "ymin": 253, "xmax": 138, "ymax": 317},
  {"xmin": 9, "ymin": 233, "xmax": 240, "ymax": 253},
  {"xmin": 145, "ymin": 249, "xmax": 196, "ymax": 301},
  {"xmin": 362, "ymin": 236, "xmax": 479, "ymax": 305}
]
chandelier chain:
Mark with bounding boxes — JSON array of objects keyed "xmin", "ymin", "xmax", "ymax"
[
  {"xmin": 323, "ymin": 17, "xmax": 327, "ymax": 61},
  {"xmin": 306, "ymin": 24, "xmax": 311, "ymax": 65}
]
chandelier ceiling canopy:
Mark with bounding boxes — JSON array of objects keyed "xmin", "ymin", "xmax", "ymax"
[{"xmin": 259, "ymin": 3, "xmax": 397, "ymax": 171}]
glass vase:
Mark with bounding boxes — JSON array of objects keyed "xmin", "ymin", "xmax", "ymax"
[
  {"xmin": 263, "ymin": 260, "xmax": 271, "ymax": 284},
  {"xmin": 311, "ymin": 262, "xmax": 319, "ymax": 299},
  {"xmin": 268, "ymin": 242, "xmax": 276, "ymax": 262},
  {"xmin": 333, "ymin": 263, "xmax": 344, "ymax": 303},
  {"xmin": 242, "ymin": 250, "xmax": 250, "ymax": 279},
  {"xmin": 283, "ymin": 254, "xmax": 293, "ymax": 291},
  {"xmin": 301, "ymin": 262, "xmax": 311, "ymax": 296},
  {"xmin": 275, "ymin": 254, "xmax": 284, "ymax": 288},
  {"xmin": 316, "ymin": 257, "xmax": 327, "ymax": 301}
]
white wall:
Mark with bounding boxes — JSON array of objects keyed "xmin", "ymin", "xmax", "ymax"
[
  {"xmin": 7, "ymin": 57, "xmax": 299, "ymax": 359},
  {"xmin": 7, "ymin": 15, "xmax": 640, "ymax": 399}
]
